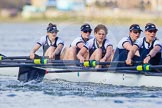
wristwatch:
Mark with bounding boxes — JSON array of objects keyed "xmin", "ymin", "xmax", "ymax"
[{"xmin": 146, "ymin": 54, "xmax": 152, "ymax": 58}]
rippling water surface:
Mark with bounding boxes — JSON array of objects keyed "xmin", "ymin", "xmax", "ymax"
[
  {"xmin": 1, "ymin": 23, "xmax": 162, "ymax": 108},
  {"xmin": 1, "ymin": 76, "xmax": 162, "ymax": 108}
]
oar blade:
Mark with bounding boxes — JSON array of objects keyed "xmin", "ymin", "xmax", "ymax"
[{"xmin": 18, "ymin": 66, "xmax": 46, "ymax": 82}]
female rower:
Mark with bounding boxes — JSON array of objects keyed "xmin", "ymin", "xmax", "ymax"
[
  {"xmin": 126, "ymin": 23, "xmax": 162, "ymax": 65},
  {"xmin": 77, "ymin": 24, "xmax": 113, "ymax": 68},
  {"xmin": 63, "ymin": 23, "xmax": 93, "ymax": 60},
  {"xmin": 30, "ymin": 23, "xmax": 64, "ymax": 59},
  {"xmin": 112, "ymin": 24, "xmax": 142, "ymax": 66}
]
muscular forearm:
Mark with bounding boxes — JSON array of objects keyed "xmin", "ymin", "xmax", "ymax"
[
  {"xmin": 53, "ymin": 45, "xmax": 63, "ymax": 55},
  {"xmin": 30, "ymin": 44, "xmax": 41, "ymax": 53},
  {"xmin": 147, "ymin": 46, "xmax": 161, "ymax": 58}
]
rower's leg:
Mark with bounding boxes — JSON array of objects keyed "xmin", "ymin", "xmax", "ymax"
[
  {"xmin": 45, "ymin": 46, "xmax": 56, "ymax": 59},
  {"xmin": 90, "ymin": 48, "xmax": 102, "ymax": 68},
  {"xmin": 84, "ymin": 51, "xmax": 89, "ymax": 60},
  {"xmin": 90, "ymin": 48, "xmax": 102, "ymax": 60},
  {"xmin": 107, "ymin": 49, "xmax": 115, "ymax": 62},
  {"xmin": 67, "ymin": 47, "xmax": 77, "ymax": 60},
  {"xmin": 61, "ymin": 47, "xmax": 67, "ymax": 60}
]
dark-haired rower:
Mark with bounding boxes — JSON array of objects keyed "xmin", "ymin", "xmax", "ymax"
[{"xmin": 30, "ymin": 23, "xmax": 64, "ymax": 60}]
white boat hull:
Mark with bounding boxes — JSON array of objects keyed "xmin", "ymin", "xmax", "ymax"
[
  {"xmin": 0, "ymin": 67, "xmax": 162, "ymax": 88},
  {"xmin": 45, "ymin": 71, "xmax": 162, "ymax": 87}
]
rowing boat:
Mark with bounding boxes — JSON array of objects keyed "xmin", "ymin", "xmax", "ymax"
[
  {"xmin": 1, "ymin": 55, "xmax": 162, "ymax": 87},
  {"xmin": 0, "ymin": 66, "xmax": 162, "ymax": 88}
]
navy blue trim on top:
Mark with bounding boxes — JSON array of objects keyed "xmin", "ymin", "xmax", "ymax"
[
  {"xmin": 84, "ymin": 45, "xmax": 89, "ymax": 50},
  {"xmin": 37, "ymin": 42, "xmax": 42, "ymax": 46},
  {"xmin": 76, "ymin": 41, "xmax": 84, "ymax": 47},
  {"xmin": 122, "ymin": 41, "xmax": 129, "ymax": 47}
]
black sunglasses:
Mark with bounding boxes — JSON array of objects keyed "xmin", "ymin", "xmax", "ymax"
[
  {"xmin": 49, "ymin": 30, "xmax": 58, "ymax": 33},
  {"xmin": 83, "ymin": 30, "xmax": 91, "ymax": 33},
  {"xmin": 132, "ymin": 30, "xmax": 141, "ymax": 34},
  {"xmin": 148, "ymin": 30, "xmax": 157, "ymax": 33}
]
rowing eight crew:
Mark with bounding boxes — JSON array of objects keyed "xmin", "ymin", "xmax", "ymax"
[{"xmin": 29, "ymin": 23, "xmax": 162, "ymax": 67}]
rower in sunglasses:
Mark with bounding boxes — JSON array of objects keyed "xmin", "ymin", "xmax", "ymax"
[
  {"xmin": 30, "ymin": 23, "xmax": 64, "ymax": 60},
  {"xmin": 112, "ymin": 24, "xmax": 142, "ymax": 67},
  {"xmin": 126, "ymin": 23, "xmax": 162, "ymax": 65},
  {"xmin": 63, "ymin": 23, "xmax": 93, "ymax": 60}
]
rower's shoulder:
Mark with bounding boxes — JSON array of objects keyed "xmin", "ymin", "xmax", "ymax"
[
  {"xmin": 38, "ymin": 36, "xmax": 47, "ymax": 42},
  {"xmin": 54, "ymin": 37, "xmax": 64, "ymax": 44},
  {"xmin": 119, "ymin": 36, "xmax": 130, "ymax": 41},
  {"xmin": 72, "ymin": 36, "xmax": 83, "ymax": 41}
]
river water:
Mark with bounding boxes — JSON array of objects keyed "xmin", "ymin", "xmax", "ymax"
[{"xmin": 0, "ymin": 23, "xmax": 162, "ymax": 108}]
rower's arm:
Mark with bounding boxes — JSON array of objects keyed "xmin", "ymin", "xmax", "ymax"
[
  {"xmin": 126, "ymin": 45, "xmax": 138, "ymax": 65},
  {"xmin": 77, "ymin": 47, "xmax": 88, "ymax": 63},
  {"xmin": 53, "ymin": 44, "xmax": 64, "ymax": 55},
  {"xmin": 123, "ymin": 42, "xmax": 133, "ymax": 51},
  {"xmin": 148, "ymin": 45, "xmax": 161, "ymax": 57},
  {"xmin": 77, "ymin": 42, "xmax": 85, "ymax": 49},
  {"xmin": 48, "ymin": 44, "xmax": 64, "ymax": 59},
  {"xmin": 101, "ymin": 46, "xmax": 113, "ymax": 62},
  {"xmin": 143, "ymin": 45, "xmax": 161, "ymax": 64},
  {"xmin": 31, "ymin": 44, "xmax": 41, "ymax": 53},
  {"xmin": 123, "ymin": 42, "xmax": 140, "ymax": 56},
  {"xmin": 30, "ymin": 44, "xmax": 41, "ymax": 59}
]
